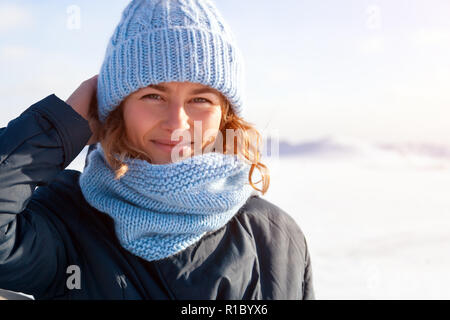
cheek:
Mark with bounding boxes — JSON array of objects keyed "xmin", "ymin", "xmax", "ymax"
[
  {"xmin": 123, "ymin": 104, "xmax": 157, "ymax": 145},
  {"xmin": 200, "ymin": 109, "xmax": 222, "ymax": 138}
]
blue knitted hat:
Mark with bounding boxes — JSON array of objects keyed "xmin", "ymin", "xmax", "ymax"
[{"xmin": 97, "ymin": 0, "xmax": 246, "ymax": 123}]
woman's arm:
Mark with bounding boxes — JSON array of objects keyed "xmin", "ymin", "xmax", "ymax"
[
  {"xmin": 0, "ymin": 76, "xmax": 97, "ymax": 297},
  {"xmin": 302, "ymin": 239, "xmax": 315, "ymax": 299}
]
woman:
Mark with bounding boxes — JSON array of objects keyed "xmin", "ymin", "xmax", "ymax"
[{"xmin": 0, "ymin": 0, "xmax": 314, "ymax": 300}]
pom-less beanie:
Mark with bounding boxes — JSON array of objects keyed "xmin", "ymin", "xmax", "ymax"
[{"xmin": 96, "ymin": 0, "xmax": 246, "ymax": 123}]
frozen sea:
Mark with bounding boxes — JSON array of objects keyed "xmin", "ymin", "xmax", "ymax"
[{"xmin": 260, "ymin": 136, "xmax": 450, "ymax": 299}]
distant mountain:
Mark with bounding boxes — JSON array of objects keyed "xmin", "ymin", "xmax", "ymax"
[
  {"xmin": 262, "ymin": 135, "xmax": 450, "ymax": 160},
  {"xmin": 377, "ymin": 142, "xmax": 450, "ymax": 158}
]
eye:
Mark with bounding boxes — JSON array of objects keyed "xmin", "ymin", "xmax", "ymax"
[
  {"xmin": 142, "ymin": 93, "xmax": 162, "ymax": 100},
  {"xmin": 192, "ymin": 97, "xmax": 211, "ymax": 104}
]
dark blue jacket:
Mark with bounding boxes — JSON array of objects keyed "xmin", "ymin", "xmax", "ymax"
[{"xmin": 0, "ymin": 94, "xmax": 314, "ymax": 300}]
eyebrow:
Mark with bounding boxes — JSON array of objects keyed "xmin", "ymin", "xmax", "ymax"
[{"xmin": 147, "ymin": 84, "xmax": 220, "ymax": 96}]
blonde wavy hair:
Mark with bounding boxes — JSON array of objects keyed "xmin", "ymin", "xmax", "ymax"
[{"xmin": 90, "ymin": 93, "xmax": 270, "ymax": 195}]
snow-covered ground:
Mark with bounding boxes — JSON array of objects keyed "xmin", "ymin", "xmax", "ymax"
[{"xmin": 63, "ymin": 136, "xmax": 450, "ymax": 299}]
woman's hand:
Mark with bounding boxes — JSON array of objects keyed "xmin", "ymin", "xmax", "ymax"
[{"xmin": 66, "ymin": 74, "xmax": 101, "ymax": 145}]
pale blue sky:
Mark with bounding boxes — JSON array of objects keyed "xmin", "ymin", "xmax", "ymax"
[{"xmin": 1, "ymin": 0, "xmax": 450, "ymax": 144}]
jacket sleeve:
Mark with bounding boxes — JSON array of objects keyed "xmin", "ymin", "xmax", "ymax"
[
  {"xmin": 302, "ymin": 238, "xmax": 315, "ymax": 300},
  {"xmin": 0, "ymin": 94, "xmax": 91, "ymax": 298}
]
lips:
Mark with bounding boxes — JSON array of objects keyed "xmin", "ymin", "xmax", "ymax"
[
  {"xmin": 151, "ymin": 139, "xmax": 193, "ymax": 153},
  {"xmin": 151, "ymin": 139, "xmax": 192, "ymax": 146}
]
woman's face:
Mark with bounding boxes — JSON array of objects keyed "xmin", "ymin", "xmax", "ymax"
[{"xmin": 122, "ymin": 81, "xmax": 223, "ymax": 164}]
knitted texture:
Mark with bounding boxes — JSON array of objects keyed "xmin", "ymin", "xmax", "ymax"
[
  {"xmin": 79, "ymin": 144, "xmax": 256, "ymax": 261},
  {"xmin": 97, "ymin": 0, "xmax": 246, "ymax": 122}
]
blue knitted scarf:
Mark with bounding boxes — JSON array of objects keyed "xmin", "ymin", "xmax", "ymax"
[{"xmin": 79, "ymin": 144, "xmax": 256, "ymax": 262}]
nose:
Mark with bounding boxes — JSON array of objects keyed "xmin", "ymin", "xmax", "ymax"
[{"xmin": 161, "ymin": 102, "xmax": 191, "ymax": 132}]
